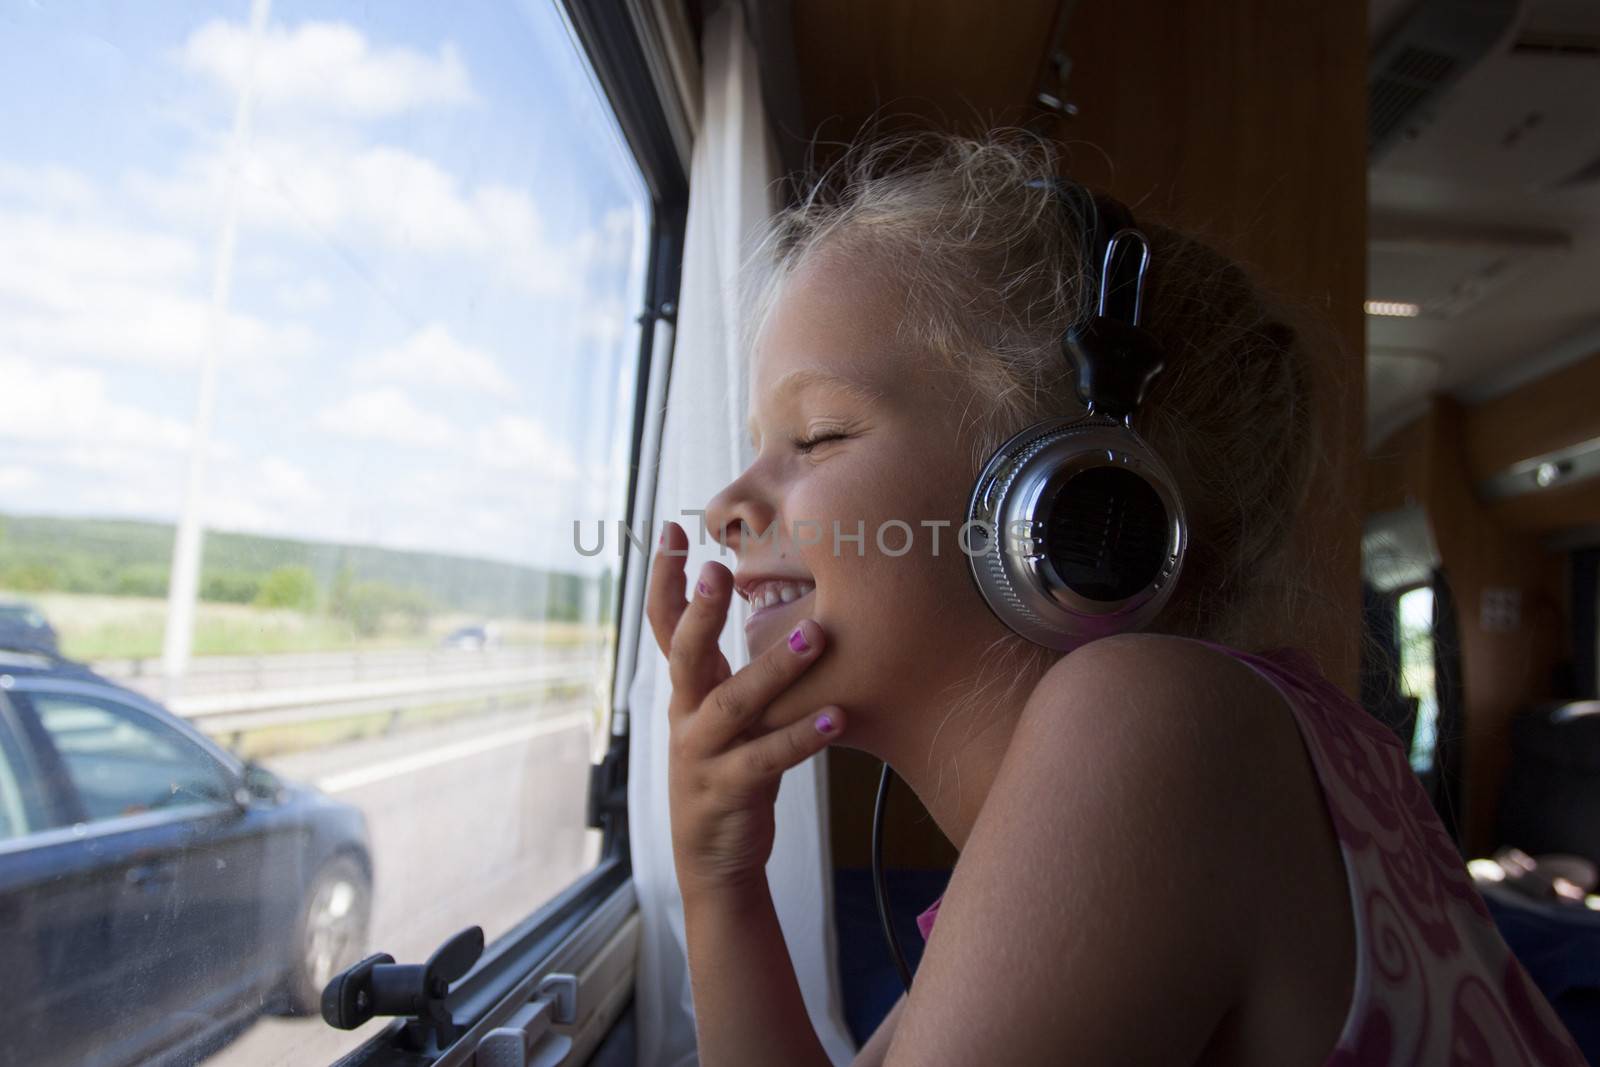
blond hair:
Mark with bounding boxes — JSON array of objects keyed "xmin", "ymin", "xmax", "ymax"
[{"xmin": 749, "ymin": 128, "xmax": 1320, "ymax": 653}]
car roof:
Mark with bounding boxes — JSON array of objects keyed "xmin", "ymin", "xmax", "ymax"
[
  {"xmin": 0, "ymin": 651, "xmax": 244, "ymax": 775},
  {"xmin": 0, "ymin": 649, "xmax": 97, "ymax": 678}
]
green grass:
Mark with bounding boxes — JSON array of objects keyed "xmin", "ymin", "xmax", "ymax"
[{"xmin": 3, "ymin": 588, "xmax": 609, "ymax": 662}]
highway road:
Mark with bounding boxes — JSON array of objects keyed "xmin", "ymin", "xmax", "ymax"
[{"xmin": 202, "ymin": 700, "xmax": 606, "ymax": 1066}]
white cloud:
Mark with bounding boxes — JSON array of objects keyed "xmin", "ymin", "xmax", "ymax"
[
  {"xmin": 0, "ymin": 204, "xmax": 316, "ymax": 371},
  {"xmin": 179, "ymin": 19, "xmax": 475, "ymax": 120},
  {"xmin": 275, "ymin": 276, "xmax": 331, "ymax": 311},
  {"xmin": 0, "ymin": 465, "xmax": 39, "ymax": 492},
  {"xmin": 354, "ymin": 323, "xmax": 513, "ymax": 395},
  {"xmin": 474, "ymin": 415, "xmax": 581, "ymax": 480},
  {"xmin": 130, "ymin": 137, "xmax": 578, "ymax": 297},
  {"xmin": 316, "ymin": 386, "xmax": 454, "ymax": 447},
  {"xmin": 0, "ymin": 356, "xmax": 190, "ymax": 449},
  {"xmin": 202, "ymin": 458, "xmax": 323, "ymax": 533},
  {"xmin": 256, "ymin": 457, "xmax": 321, "ymax": 504},
  {"xmin": 0, "ymin": 162, "xmax": 98, "ymax": 212}
]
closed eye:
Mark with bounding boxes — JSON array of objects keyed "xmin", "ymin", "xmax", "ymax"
[{"xmin": 792, "ymin": 430, "xmax": 850, "ymax": 453}]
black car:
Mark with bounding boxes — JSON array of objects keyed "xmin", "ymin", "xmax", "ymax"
[
  {"xmin": 0, "ymin": 599, "xmax": 59, "ymax": 654},
  {"xmin": 0, "ymin": 650, "xmax": 373, "ymax": 1067}
]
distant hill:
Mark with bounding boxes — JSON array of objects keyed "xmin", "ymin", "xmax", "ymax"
[{"xmin": 0, "ymin": 512, "xmax": 610, "ymax": 622}]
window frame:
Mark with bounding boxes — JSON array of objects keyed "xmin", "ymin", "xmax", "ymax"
[{"xmin": 334, "ymin": 0, "xmax": 687, "ymax": 1061}]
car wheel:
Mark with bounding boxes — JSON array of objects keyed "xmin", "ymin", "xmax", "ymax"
[{"xmin": 284, "ymin": 855, "xmax": 371, "ymax": 1015}]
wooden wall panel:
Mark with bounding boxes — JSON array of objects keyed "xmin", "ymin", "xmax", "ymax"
[
  {"xmin": 1487, "ymin": 480, "xmax": 1600, "ymax": 532},
  {"xmin": 1463, "ymin": 349, "xmax": 1600, "ymax": 484},
  {"xmin": 1053, "ymin": 0, "xmax": 1368, "ymax": 690},
  {"xmin": 1367, "ymin": 417, "xmax": 1431, "ymax": 516},
  {"xmin": 789, "ymin": 0, "xmax": 1061, "ymax": 151}
]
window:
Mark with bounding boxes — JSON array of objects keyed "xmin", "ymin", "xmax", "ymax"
[
  {"xmin": 0, "ymin": 1, "xmax": 670, "ymax": 1063},
  {"xmin": 1398, "ymin": 585, "xmax": 1439, "ymax": 774},
  {"xmin": 30, "ymin": 693, "xmax": 234, "ymax": 822},
  {"xmin": 0, "ymin": 718, "xmax": 31, "ymax": 841}
]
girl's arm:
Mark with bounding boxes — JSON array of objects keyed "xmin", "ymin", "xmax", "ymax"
[
  {"xmin": 853, "ymin": 995, "xmax": 905, "ymax": 1067},
  {"xmin": 646, "ymin": 523, "xmax": 844, "ymax": 1067},
  {"xmin": 683, "ymin": 879, "xmax": 906, "ymax": 1067},
  {"xmin": 680, "ymin": 878, "xmax": 834, "ymax": 1067}
]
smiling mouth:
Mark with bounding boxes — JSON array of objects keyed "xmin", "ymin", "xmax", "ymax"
[{"xmin": 743, "ymin": 585, "xmax": 816, "ymax": 630}]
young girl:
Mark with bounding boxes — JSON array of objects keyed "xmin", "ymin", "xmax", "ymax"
[{"xmin": 644, "ymin": 131, "xmax": 1586, "ymax": 1066}]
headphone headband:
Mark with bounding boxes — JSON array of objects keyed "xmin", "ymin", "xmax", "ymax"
[{"xmin": 1028, "ymin": 179, "xmax": 1167, "ymax": 422}]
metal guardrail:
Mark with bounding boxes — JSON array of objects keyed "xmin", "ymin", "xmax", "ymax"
[
  {"xmin": 174, "ymin": 663, "xmax": 599, "ymax": 748},
  {"xmin": 84, "ymin": 648, "xmax": 608, "ymax": 749},
  {"xmin": 92, "ymin": 645, "xmax": 603, "ymax": 700}
]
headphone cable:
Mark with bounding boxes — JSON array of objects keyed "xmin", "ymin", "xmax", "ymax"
[{"xmin": 872, "ymin": 760, "xmax": 914, "ymax": 994}]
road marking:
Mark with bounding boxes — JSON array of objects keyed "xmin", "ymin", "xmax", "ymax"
[{"xmin": 317, "ymin": 712, "xmax": 594, "ymax": 794}]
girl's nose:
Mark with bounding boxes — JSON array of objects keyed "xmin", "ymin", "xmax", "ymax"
[{"xmin": 705, "ymin": 474, "xmax": 776, "ymax": 555}]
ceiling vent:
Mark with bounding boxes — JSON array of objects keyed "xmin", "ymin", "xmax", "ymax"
[{"xmin": 1369, "ymin": 0, "xmax": 1523, "ymax": 160}]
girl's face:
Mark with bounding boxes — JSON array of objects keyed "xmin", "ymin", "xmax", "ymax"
[{"xmin": 704, "ymin": 245, "xmax": 1015, "ymax": 747}]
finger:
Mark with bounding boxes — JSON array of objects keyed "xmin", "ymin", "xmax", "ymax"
[
  {"xmin": 667, "ymin": 558, "xmax": 734, "ymax": 700},
  {"xmin": 719, "ymin": 706, "xmax": 844, "ymax": 789},
  {"xmin": 645, "ymin": 521, "xmax": 689, "ymax": 657},
  {"xmin": 687, "ymin": 618, "xmax": 825, "ymax": 756}
]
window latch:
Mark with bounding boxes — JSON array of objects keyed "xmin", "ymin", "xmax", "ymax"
[
  {"xmin": 321, "ymin": 925, "xmax": 484, "ymax": 1051},
  {"xmin": 474, "ymin": 973, "xmax": 578, "ymax": 1067}
]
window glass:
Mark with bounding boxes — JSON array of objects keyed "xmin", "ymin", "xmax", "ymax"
[
  {"xmin": 31, "ymin": 693, "xmax": 234, "ymax": 822},
  {"xmin": 1398, "ymin": 585, "xmax": 1439, "ymax": 774},
  {"xmin": 0, "ymin": 1, "xmax": 648, "ymax": 1063}
]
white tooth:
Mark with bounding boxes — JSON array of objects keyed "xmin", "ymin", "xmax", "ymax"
[{"xmin": 779, "ymin": 585, "xmax": 798, "ymax": 603}]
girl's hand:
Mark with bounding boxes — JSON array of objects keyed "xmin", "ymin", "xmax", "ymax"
[{"xmin": 647, "ymin": 521, "xmax": 843, "ymax": 896}]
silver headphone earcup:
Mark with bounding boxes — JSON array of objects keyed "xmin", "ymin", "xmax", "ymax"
[{"xmin": 965, "ymin": 416, "xmax": 1187, "ymax": 649}]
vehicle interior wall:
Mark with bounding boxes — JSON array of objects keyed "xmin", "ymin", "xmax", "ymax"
[
  {"xmin": 1366, "ymin": 347, "xmax": 1600, "ymax": 856},
  {"xmin": 761, "ymin": 0, "xmax": 1371, "ymax": 870}
]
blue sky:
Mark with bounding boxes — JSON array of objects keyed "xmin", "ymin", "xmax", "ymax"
[{"xmin": 0, "ymin": 0, "xmax": 649, "ymax": 574}]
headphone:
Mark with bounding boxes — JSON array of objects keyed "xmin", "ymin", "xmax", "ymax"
[{"xmin": 874, "ymin": 180, "xmax": 1188, "ymax": 993}]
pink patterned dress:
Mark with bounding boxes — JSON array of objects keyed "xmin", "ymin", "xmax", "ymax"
[{"xmin": 914, "ymin": 644, "xmax": 1591, "ymax": 1065}]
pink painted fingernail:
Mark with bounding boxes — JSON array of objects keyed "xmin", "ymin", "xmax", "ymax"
[
  {"xmin": 815, "ymin": 713, "xmax": 836, "ymax": 735},
  {"xmin": 788, "ymin": 626, "xmax": 810, "ymax": 653},
  {"xmin": 696, "ymin": 562, "xmax": 716, "ymax": 597}
]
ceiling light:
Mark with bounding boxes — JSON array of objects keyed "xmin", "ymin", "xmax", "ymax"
[
  {"xmin": 1535, "ymin": 461, "xmax": 1571, "ymax": 488},
  {"xmin": 1365, "ymin": 300, "xmax": 1422, "ymax": 317}
]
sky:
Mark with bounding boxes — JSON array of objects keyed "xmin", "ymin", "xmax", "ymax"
[{"xmin": 0, "ymin": 0, "xmax": 650, "ymax": 575}]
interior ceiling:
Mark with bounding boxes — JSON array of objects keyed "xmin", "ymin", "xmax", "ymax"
[{"xmin": 1366, "ymin": 0, "xmax": 1600, "ymax": 446}]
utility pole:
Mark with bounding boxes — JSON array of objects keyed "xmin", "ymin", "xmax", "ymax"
[{"xmin": 161, "ymin": 0, "xmax": 273, "ymax": 687}]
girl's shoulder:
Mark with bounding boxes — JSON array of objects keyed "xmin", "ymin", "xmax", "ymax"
[
  {"xmin": 1019, "ymin": 631, "xmax": 1301, "ymax": 766},
  {"xmin": 1010, "ymin": 632, "xmax": 1325, "ymax": 867},
  {"xmin": 894, "ymin": 633, "xmax": 1333, "ymax": 1062}
]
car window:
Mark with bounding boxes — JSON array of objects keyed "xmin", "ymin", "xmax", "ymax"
[
  {"xmin": 0, "ymin": 717, "xmax": 31, "ymax": 840},
  {"xmin": 29, "ymin": 693, "xmax": 234, "ymax": 823}
]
